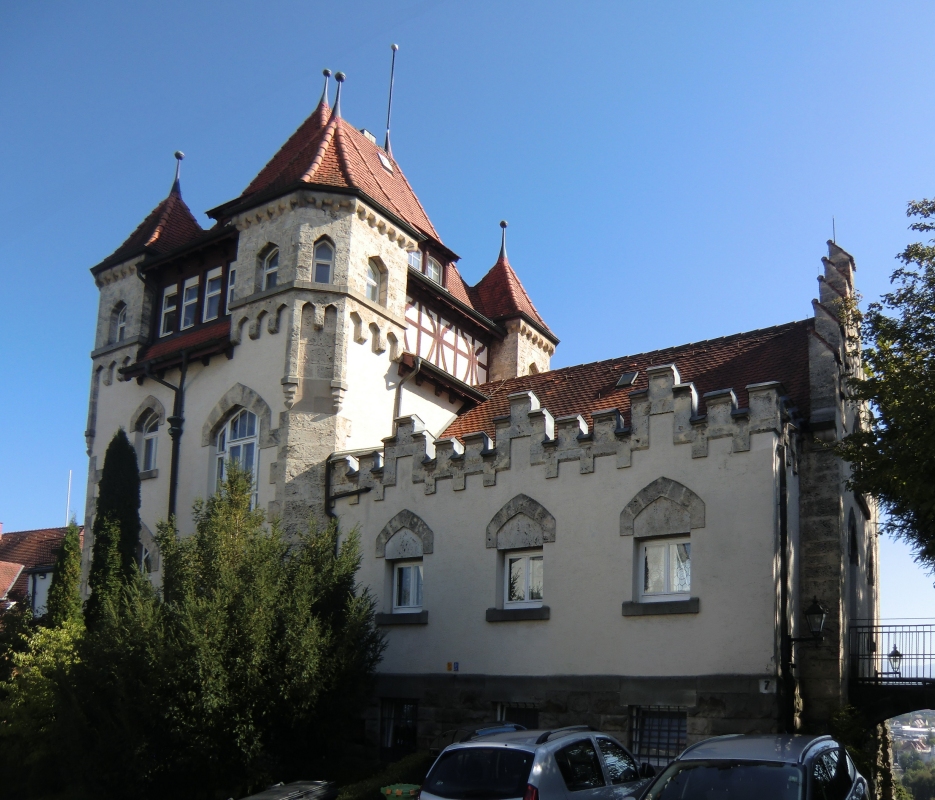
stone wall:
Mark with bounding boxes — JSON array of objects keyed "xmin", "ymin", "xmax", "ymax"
[{"xmin": 488, "ymin": 318, "xmax": 555, "ymax": 381}]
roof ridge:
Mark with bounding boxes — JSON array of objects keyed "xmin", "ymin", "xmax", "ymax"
[
  {"xmin": 1, "ymin": 526, "xmax": 79, "ymax": 536},
  {"xmin": 333, "ymin": 119, "xmax": 364, "ymax": 193},
  {"xmin": 300, "ymin": 113, "xmax": 340, "ymax": 183},
  {"xmin": 475, "ymin": 318, "xmax": 813, "ymax": 389}
]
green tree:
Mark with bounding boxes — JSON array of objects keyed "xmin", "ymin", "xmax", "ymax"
[
  {"xmin": 11, "ymin": 463, "xmax": 386, "ymax": 800},
  {"xmin": 85, "ymin": 429, "xmax": 141, "ymax": 626},
  {"xmin": 836, "ymin": 198, "xmax": 935, "ymax": 571},
  {"xmin": 46, "ymin": 520, "xmax": 84, "ymax": 627}
]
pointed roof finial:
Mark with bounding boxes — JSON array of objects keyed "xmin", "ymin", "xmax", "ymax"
[
  {"xmin": 498, "ymin": 220, "xmax": 508, "ymax": 263},
  {"xmin": 172, "ymin": 151, "xmax": 185, "ymax": 193},
  {"xmin": 333, "ymin": 71, "xmax": 346, "ymax": 118},
  {"xmin": 384, "ymin": 44, "xmax": 399, "ymax": 155},
  {"xmin": 319, "ymin": 68, "xmax": 332, "ymax": 108}
]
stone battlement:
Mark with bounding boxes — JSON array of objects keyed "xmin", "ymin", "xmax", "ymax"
[{"xmin": 329, "ymin": 363, "xmax": 793, "ymax": 502}]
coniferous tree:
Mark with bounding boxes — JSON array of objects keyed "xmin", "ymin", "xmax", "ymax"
[
  {"xmin": 86, "ymin": 429, "xmax": 142, "ymax": 627},
  {"xmin": 45, "ymin": 521, "xmax": 84, "ymax": 628}
]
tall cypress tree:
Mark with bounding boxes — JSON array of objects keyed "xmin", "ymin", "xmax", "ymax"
[
  {"xmin": 85, "ymin": 430, "xmax": 142, "ymax": 627},
  {"xmin": 45, "ymin": 521, "xmax": 83, "ymax": 627}
]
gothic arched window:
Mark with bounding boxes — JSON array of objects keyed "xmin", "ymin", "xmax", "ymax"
[
  {"xmin": 262, "ymin": 247, "xmax": 279, "ymax": 290},
  {"xmin": 366, "ymin": 259, "xmax": 384, "ymax": 304},
  {"xmin": 137, "ymin": 410, "xmax": 159, "ymax": 472},
  {"xmin": 314, "ymin": 241, "xmax": 334, "ymax": 284},
  {"xmin": 216, "ymin": 408, "xmax": 259, "ymax": 505},
  {"xmin": 115, "ymin": 304, "xmax": 127, "ymax": 343}
]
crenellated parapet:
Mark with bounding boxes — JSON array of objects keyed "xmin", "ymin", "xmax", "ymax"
[{"xmin": 329, "ymin": 364, "xmax": 793, "ymax": 501}]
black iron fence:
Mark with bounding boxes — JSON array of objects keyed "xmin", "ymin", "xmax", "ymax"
[{"xmin": 849, "ymin": 625, "xmax": 935, "ymax": 685}]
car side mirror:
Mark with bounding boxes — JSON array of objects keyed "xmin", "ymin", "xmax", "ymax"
[{"xmin": 640, "ymin": 762, "xmax": 656, "ymax": 778}]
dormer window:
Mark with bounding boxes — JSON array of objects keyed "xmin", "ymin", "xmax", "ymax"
[
  {"xmin": 314, "ymin": 241, "xmax": 334, "ymax": 284},
  {"xmin": 426, "ymin": 257, "xmax": 442, "ymax": 284},
  {"xmin": 115, "ymin": 304, "xmax": 127, "ymax": 343},
  {"xmin": 159, "ymin": 288, "xmax": 178, "ymax": 337},
  {"xmin": 180, "ymin": 276, "xmax": 200, "ymax": 330},
  {"xmin": 203, "ymin": 267, "xmax": 223, "ymax": 322},
  {"xmin": 407, "ymin": 250, "xmax": 422, "ymax": 270},
  {"xmin": 262, "ymin": 248, "xmax": 279, "ymax": 290}
]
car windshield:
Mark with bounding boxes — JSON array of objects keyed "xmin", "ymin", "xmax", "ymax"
[
  {"xmin": 645, "ymin": 760, "xmax": 805, "ymax": 800},
  {"xmin": 424, "ymin": 747, "xmax": 535, "ymax": 800}
]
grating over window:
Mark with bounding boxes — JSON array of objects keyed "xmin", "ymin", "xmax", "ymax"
[
  {"xmin": 380, "ymin": 698, "xmax": 419, "ymax": 760},
  {"xmin": 630, "ymin": 706, "xmax": 687, "ymax": 767}
]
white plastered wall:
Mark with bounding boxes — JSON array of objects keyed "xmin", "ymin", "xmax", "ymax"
[{"xmin": 336, "ymin": 410, "xmax": 785, "ymax": 680}]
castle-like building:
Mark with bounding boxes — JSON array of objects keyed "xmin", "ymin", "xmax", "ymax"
[{"xmin": 83, "ymin": 70, "xmax": 878, "ymax": 761}]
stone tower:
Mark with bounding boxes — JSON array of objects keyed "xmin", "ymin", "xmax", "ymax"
[{"xmin": 82, "ymin": 71, "xmax": 556, "ymax": 587}]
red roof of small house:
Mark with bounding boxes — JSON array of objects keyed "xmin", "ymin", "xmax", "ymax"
[
  {"xmin": 469, "ymin": 250, "xmax": 554, "ymax": 338},
  {"xmin": 0, "ymin": 562, "xmax": 23, "ymax": 601},
  {"xmin": 444, "ymin": 319, "xmax": 812, "ymax": 441},
  {"xmin": 239, "ymin": 96, "xmax": 440, "ymax": 242},
  {"xmin": 95, "ymin": 181, "xmax": 204, "ymax": 271},
  {"xmin": 0, "ymin": 526, "xmax": 84, "ymax": 605}
]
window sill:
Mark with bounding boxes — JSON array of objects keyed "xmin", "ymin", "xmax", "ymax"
[
  {"xmin": 376, "ymin": 611, "xmax": 428, "ymax": 626},
  {"xmin": 139, "ymin": 469, "xmax": 159, "ymax": 481},
  {"xmin": 486, "ymin": 606, "xmax": 550, "ymax": 622},
  {"xmin": 622, "ymin": 598, "xmax": 699, "ymax": 616}
]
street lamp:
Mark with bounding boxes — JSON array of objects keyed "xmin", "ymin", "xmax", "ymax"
[
  {"xmin": 791, "ymin": 597, "xmax": 828, "ymax": 645},
  {"xmin": 888, "ymin": 645, "xmax": 903, "ymax": 675},
  {"xmin": 803, "ymin": 598, "xmax": 827, "ymax": 641}
]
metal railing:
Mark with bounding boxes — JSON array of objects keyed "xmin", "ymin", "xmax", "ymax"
[{"xmin": 849, "ymin": 625, "xmax": 935, "ymax": 685}]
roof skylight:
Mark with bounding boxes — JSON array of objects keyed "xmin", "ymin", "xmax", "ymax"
[{"xmin": 377, "ymin": 151, "xmax": 394, "ymax": 173}]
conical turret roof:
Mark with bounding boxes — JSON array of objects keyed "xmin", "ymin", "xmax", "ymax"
[
  {"xmin": 470, "ymin": 245, "xmax": 555, "ymax": 340},
  {"xmin": 237, "ymin": 90, "xmax": 440, "ymax": 241},
  {"xmin": 94, "ymin": 177, "xmax": 204, "ymax": 271}
]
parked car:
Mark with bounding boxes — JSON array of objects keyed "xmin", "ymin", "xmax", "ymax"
[
  {"xmin": 634, "ymin": 734, "xmax": 868, "ymax": 800},
  {"xmin": 420, "ymin": 724, "xmax": 657, "ymax": 800}
]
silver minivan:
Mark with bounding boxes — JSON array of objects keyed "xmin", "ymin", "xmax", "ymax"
[{"xmin": 420, "ymin": 725, "xmax": 657, "ymax": 800}]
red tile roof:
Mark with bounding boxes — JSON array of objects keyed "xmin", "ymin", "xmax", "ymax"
[
  {"xmin": 0, "ymin": 562, "xmax": 23, "ymax": 601},
  {"xmin": 240, "ymin": 99, "xmax": 440, "ymax": 241},
  {"xmin": 97, "ymin": 182, "xmax": 204, "ymax": 270},
  {"xmin": 444, "ymin": 319, "xmax": 812, "ymax": 441},
  {"xmin": 0, "ymin": 527, "xmax": 84, "ymax": 604},
  {"xmin": 469, "ymin": 251, "xmax": 554, "ymax": 338},
  {"xmin": 139, "ymin": 318, "xmax": 231, "ymax": 362}
]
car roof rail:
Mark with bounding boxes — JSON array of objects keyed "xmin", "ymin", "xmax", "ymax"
[
  {"xmin": 535, "ymin": 725, "xmax": 594, "ymax": 745},
  {"xmin": 460, "ymin": 723, "xmax": 527, "ymax": 742}
]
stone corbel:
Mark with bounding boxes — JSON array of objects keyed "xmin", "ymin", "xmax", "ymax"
[
  {"xmin": 330, "ymin": 379, "xmax": 348, "ymax": 413},
  {"xmin": 281, "ymin": 376, "xmax": 299, "ymax": 409}
]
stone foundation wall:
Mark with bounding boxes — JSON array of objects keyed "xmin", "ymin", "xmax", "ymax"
[{"xmin": 365, "ymin": 673, "xmax": 781, "ymax": 752}]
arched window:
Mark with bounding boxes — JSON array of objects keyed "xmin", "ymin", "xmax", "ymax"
[
  {"xmin": 314, "ymin": 241, "xmax": 334, "ymax": 284},
  {"xmin": 426, "ymin": 257, "xmax": 442, "ymax": 284},
  {"xmin": 262, "ymin": 247, "xmax": 279, "ymax": 290},
  {"xmin": 138, "ymin": 410, "xmax": 159, "ymax": 472},
  {"xmin": 115, "ymin": 305, "xmax": 127, "ymax": 343},
  {"xmin": 366, "ymin": 259, "xmax": 383, "ymax": 303},
  {"xmin": 216, "ymin": 408, "xmax": 258, "ymax": 504}
]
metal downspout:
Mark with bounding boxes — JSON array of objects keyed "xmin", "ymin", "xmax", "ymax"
[{"xmin": 145, "ymin": 351, "xmax": 188, "ymax": 520}]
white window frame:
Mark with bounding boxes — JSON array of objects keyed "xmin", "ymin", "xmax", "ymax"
[
  {"xmin": 141, "ymin": 413, "xmax": 158, "ymax": 472},
  {"xmin": 262, "ymin": 247, "xmax": 279, "ymax": 290},
  {"xmin": 203, "ymin": 267, "xmax": 223, "ymax": 322},
  {"xmin": 314, "ymin": 241, "xmax": 334, "ymax": 284},
  {"xmin": 180, "ymin": 276, "xmax": 200, "ymax": 330},
  {"xmin": 426, "ymin": 256, "xmax": 442, "ymax": 284},
  {"xmin": 639, "ymin": 536, "xmax": 691, "ymax": 602},
  {"xmin": 504, "ymin": 549, "xmax": 543, "ymax": 608},
  {"xmin": 226, "ymin": 267, "xmax": 236, "ymax": 312},
  {"xmin": 393, "ymin": 560, "xmax": 424, "ymax": 613},
  {"xmin": 215, "ymin": 408, "xmax": 259, "ymax": 507},
  {"xmin": 159, "ymin": 287, "xmax": 178, "ymax": 337},
  {"xmin": 407, "ymin": 250, "xmax": 423, "ymax": 270},
  {"xmin": 115, "ymin": 305, "xmax": 127, "ymax": 342},
  {"xmin": 365, "ymin": 260, "xmax": 382, "ymax": 303}
]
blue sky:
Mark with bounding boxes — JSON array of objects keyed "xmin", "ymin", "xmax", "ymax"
[{"xmin": 1, "ymin": 1, "xmax": 932, "ymax": 616}]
